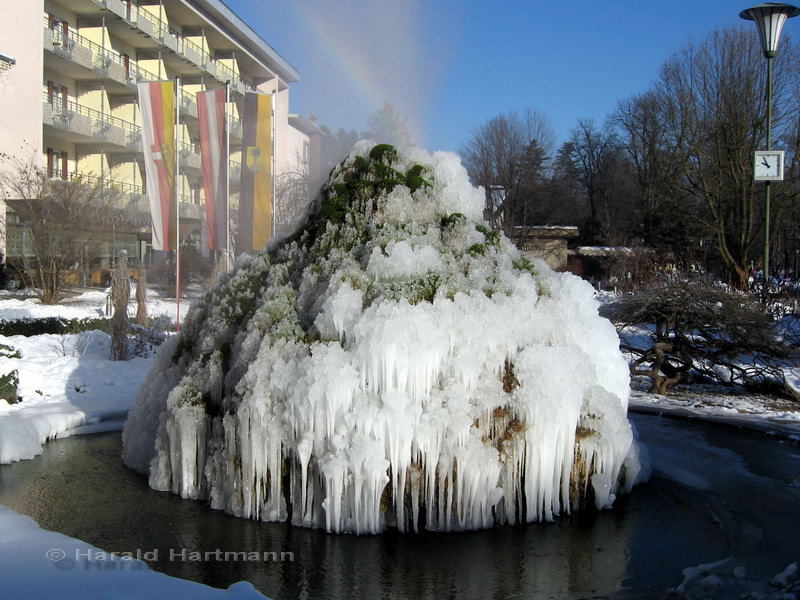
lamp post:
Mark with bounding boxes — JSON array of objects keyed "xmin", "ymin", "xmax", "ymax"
[{"xmin": 741, "ymin": 3, "xmax": 800, "ymax": 301}]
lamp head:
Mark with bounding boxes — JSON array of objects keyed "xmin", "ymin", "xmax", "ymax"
[{"xmin": 740, "ymin": 3, "xmax": 800, "ymax": 58}]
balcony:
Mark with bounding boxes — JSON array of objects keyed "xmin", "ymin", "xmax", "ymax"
[
  {"xmin": 178, "ymin": 37, "xmax": 207, "ymax": 69},
  {"xmin": 43, "ymin": 92, "xmax": 141, "ymax": 149},
  {"xmin": 44, "ymin": 26, "xmax": 93, "ymax": 71},
  {"xmin": 93, "ymin": 52, "xmax": 127, "ymax": 86},
  {"xmin": 66, "ymin": 174, "xmax": 200, "ymax": 220},
  {"xmin": 44, "ymin": 19, "xmax": 140, "ymax": 88},
  {"xmin": 228, "ymin": 159, "xmax": 240, "ymax": 181},
  {"xmin": 179, "ymin": 199, "xmax": 200, "ymax": 220},
  {"xmin": 178, "ymin": 141, "xmax": 201, "ymax": 171},
  {"xmin": 230, "ymin": 119, "xmax": 243, "ymax": 141},
  {"xmin": 126, "ymin": 129, "xmax": 142, "ymax": 152},
  {"xmin": 179, "ymin": 89, "xmax": 198, "ymax": 119},
  {"xmin": 79, "ymin": 1, "xmax": 258, "ymax": 91},
  {"xmin": 44, "ymin": 101, "xmax": 93, "ymax": 138},
  {"xmin": 126, "ymin": 63, "xmax": 162, "ymax": 88}
]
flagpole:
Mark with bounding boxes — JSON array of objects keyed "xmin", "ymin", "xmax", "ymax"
[
  {"xmin": 175, "ymin": 75, "xmax": 181, "ymax": 332},
  {"xmin": 271, "ymin": 92, "xmax": 275, "ymax": 241},
  {"xmin": 225, "ymin": 81, "xmax": 231, "ymax": 271}
]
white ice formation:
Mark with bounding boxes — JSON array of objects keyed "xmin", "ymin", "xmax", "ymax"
[{"xmin": 122, "ymin": 142, "xmax": 644, "ymax": 534}]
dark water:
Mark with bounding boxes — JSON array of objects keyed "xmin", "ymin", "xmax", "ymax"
[{"xmin": 1, "ymin": 414, "xmax": 798, "ymax": 600}]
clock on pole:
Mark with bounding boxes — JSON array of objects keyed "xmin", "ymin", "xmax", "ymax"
[{"xmin": 753, "ymin": 150, "xmax": 785, "ymax": 181}]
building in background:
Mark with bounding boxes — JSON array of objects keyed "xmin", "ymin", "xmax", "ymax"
[{"xmin": 0, "ymin": 0, "xmax": 321, "ymax": 277}]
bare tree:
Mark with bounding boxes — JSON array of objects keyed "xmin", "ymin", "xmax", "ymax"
[
  {"xmin": 275, "ymin": 150, "xmax": 315, "ymax": 237},
  {"xmin": 0, "ymin": 151, "xmax": 136, "ymax": 303},
  {"xmin": 612, "ymin": 92, "xmax": 702, "ymax": 261},
  {"xmin": 567, "ymin": 119, "xmax": 640, "ymax": 245},
  {"xmin": 614, "ymin": 28, "xmax": 800, "ymax": 287},
  {"xmin": 460, "ymin": 108, "xmax": 555, "ymax": 239}
]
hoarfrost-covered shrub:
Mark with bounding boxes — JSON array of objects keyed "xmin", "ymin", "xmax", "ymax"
[{"xmin": 122, "ymin": 143, "xmax": 644, "ymax": 534}]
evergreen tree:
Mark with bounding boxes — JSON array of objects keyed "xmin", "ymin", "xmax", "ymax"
[{"xmin": 364, "ymin": 101, "xmax": 414, "ymax": 149}]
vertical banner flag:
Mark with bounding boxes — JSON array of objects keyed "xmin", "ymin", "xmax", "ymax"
[
  {"xmin": 197, "ymin": 88, "xmax": 228, "ymax": 250},
  {"xmin": 239, "ymin": 92, "xmax": 273, "ymax": 252},
  {"xmin": 137, "ymin": 81, "xmax": 177, "ymax": 251}
]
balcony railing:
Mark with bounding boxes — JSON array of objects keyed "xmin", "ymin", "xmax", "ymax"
[
  {"xmin": 61, "ymin": 2, "xmax": 257, "ymax": 90},
  {"xmin": 64, "ymin": 173, "xmax": 200, "ymax": 217},
  {"xmin": 44, "ymin": 92, "xmax": 141, "ymax": 147},
  {"xmin": 127, "ymin": 62, "xmax": 162, "ymax": 85},
  {"xmin": 44, "ymin": 17, "xmax": 164, "ymax": 87}
]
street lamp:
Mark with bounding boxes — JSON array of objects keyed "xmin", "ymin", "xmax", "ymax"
[{"xmin": 740, "ymin": 3, "xmax": 800, "ymax": 301}]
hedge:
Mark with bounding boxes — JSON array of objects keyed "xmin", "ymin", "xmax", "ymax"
[{"xmin": 0, "ymin": 317, "xmax": 111, "ymax": 337}]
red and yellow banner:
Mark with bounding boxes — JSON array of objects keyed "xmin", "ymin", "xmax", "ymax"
[
  {"xmin": 238, "ymin": 92, "xmax": 273, "ymax": 252},
  {"xmin": 137, "ymin": 81, "xmax": 177, "ymax": 251},
  {"xmin": 197, "ymin": 87, "xmax": 228, "ymax": 251}
]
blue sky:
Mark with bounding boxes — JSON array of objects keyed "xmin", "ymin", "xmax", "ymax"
[{"xmin": 226, "ymin": 1, "xmax": 793, "ymax": 153}]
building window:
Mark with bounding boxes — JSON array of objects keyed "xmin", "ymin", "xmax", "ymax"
[
  {"xmin": 46, "ymin": 80, "xmax": 68, "ymax": 109},
  {"xmin": 47, "ymin": 14, "xmax": 71, "ymax": 48},
  {"xmin": 46, "ymin": 148, "xmax": 69, "ymax": 180}
]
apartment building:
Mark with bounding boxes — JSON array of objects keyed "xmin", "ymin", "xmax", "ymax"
[{"xmin": 0, "ymin": 0, "xmax": 321, "ymax": 271}]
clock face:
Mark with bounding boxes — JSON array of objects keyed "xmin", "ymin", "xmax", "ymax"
[{"xmin": 754, "ymin": 151, "xmax": 784, "ymax": 181}]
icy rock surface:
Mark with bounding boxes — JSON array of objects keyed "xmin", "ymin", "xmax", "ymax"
[{"xmin": 122, "ymin": 143, "xmax": 642, "ymax": 534}]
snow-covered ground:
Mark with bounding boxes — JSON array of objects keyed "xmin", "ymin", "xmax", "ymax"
[
  {"xmin": 629, "ymin": 384, "xmax": 800, "ymax": 442},
  {"xmin": 0, "ymin": 330, "xmax": 154, "ymax": 463},
  {"xmin": 0, "ymin": 287, "xmax": 187, "ymax": 322},
  {"xmin": 0, "ymin": 287, "xmax": 205, "ymax": 464},
  {"xmin": 0, "ymin": 505, "xmax": 268, "ymax": 599}
]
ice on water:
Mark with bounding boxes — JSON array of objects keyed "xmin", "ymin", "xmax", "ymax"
[{"xmin": 122, "ymin": 143, "xmax": 643, "ymax": 534}]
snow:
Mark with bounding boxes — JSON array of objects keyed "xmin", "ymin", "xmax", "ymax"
[
  {"xmin": 0, "ymin": 285, "xmax": 190, "ymax": 464},
  {"xmin": 0, "ymin": 288, "xmax": 184, "ymax": 323},
  {"xmin": 674, "ymin": 557, "xmax": 800, "ymax": 599},
  {"xmin": 123, "ymin": 144, "xmax": 644, "ymax": 534},
  {"xmin": 628, "ymin": 386, "xmax": 800, "ymax": 442},
  {"xmin": 0, "ymin": 283, "xmax": 211, "ymax": 464},
  {"xmin": 0, "ymin": 330, "xmax": 154, "ymax": 464},
  {"xmin": 0, "ymin": 504, "xmax": 268, "ymax": 599}
]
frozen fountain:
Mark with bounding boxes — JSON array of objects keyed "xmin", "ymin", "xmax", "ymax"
[{"xmin": 122, "ymin": 143, "xmax": 644, "ymax": 534}]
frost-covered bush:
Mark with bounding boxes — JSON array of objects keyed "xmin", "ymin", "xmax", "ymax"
[
  {"xmin": 130, "ymin": 315, "xmax": 171, "ymax": 359},
  {"xmin": 122, "ymin": 143, "xmax": 643, "ymax": 534},
  {"xmin": 604, "ymin": 279, "xmax": 791, "ymax": 395}
]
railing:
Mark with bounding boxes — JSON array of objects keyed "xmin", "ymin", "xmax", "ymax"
[
  {"xmin": 179, "ymin": 36, "xmax": 209, "ymax": 65},
  {"xmin": 63, "ymin": 174, "xmax": 200, "ymax": 213},
  {"xmin": 46, "ymin": 4, "xmax": 257, "ymax": 91},
  {"xmin": 135, "ymin": 5, "xmax": 164, "ymax": 34},
  {"xmin": 44, "ymin": 92, "xmax": 140, "ymax": 138},
  {"xmin": 180, "ymin": 89, "xmax": 198, "ymax": 108},
  {"xmin": 44, "ymin": 17, "xmax": 165, "ymax": 86},
  {"xmin": 127, "ymin": 62, "xmax": 161, "ymax": 84},
  {"xmin": 45, "ymin": 17, "xmax": 121, "ymax": 67},
  {"xmin": 71, "ymin": 173, "xmax": 144, "ymax": 196},
  {"xmin": 179, "ymin": 140, "xmax": 200, "ymax": 155}
]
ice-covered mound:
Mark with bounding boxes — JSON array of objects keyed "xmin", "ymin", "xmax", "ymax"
[{"xmin": 122, "ymin": 142, "xmax": 644, "ymax": 534}]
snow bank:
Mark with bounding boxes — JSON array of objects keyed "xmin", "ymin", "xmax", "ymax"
[
  {"xmin": 0, "ymin": 288, "xmax": 184, "ymax": 323},
  {"xmin": 123, "ymin": 144, "xmax": 643, "ymax": 534},
  {"xmin": 0, "ymin": 331, "xmax": 153, "ymax": 464},
  {"xmin": 0, "ymin": 504, "xmax": 268, "ymax": 599}
]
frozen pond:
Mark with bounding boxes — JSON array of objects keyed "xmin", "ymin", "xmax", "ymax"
[{"xmin": 0, "ymin": 414, "xmax": 798, "ymax": 599}]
